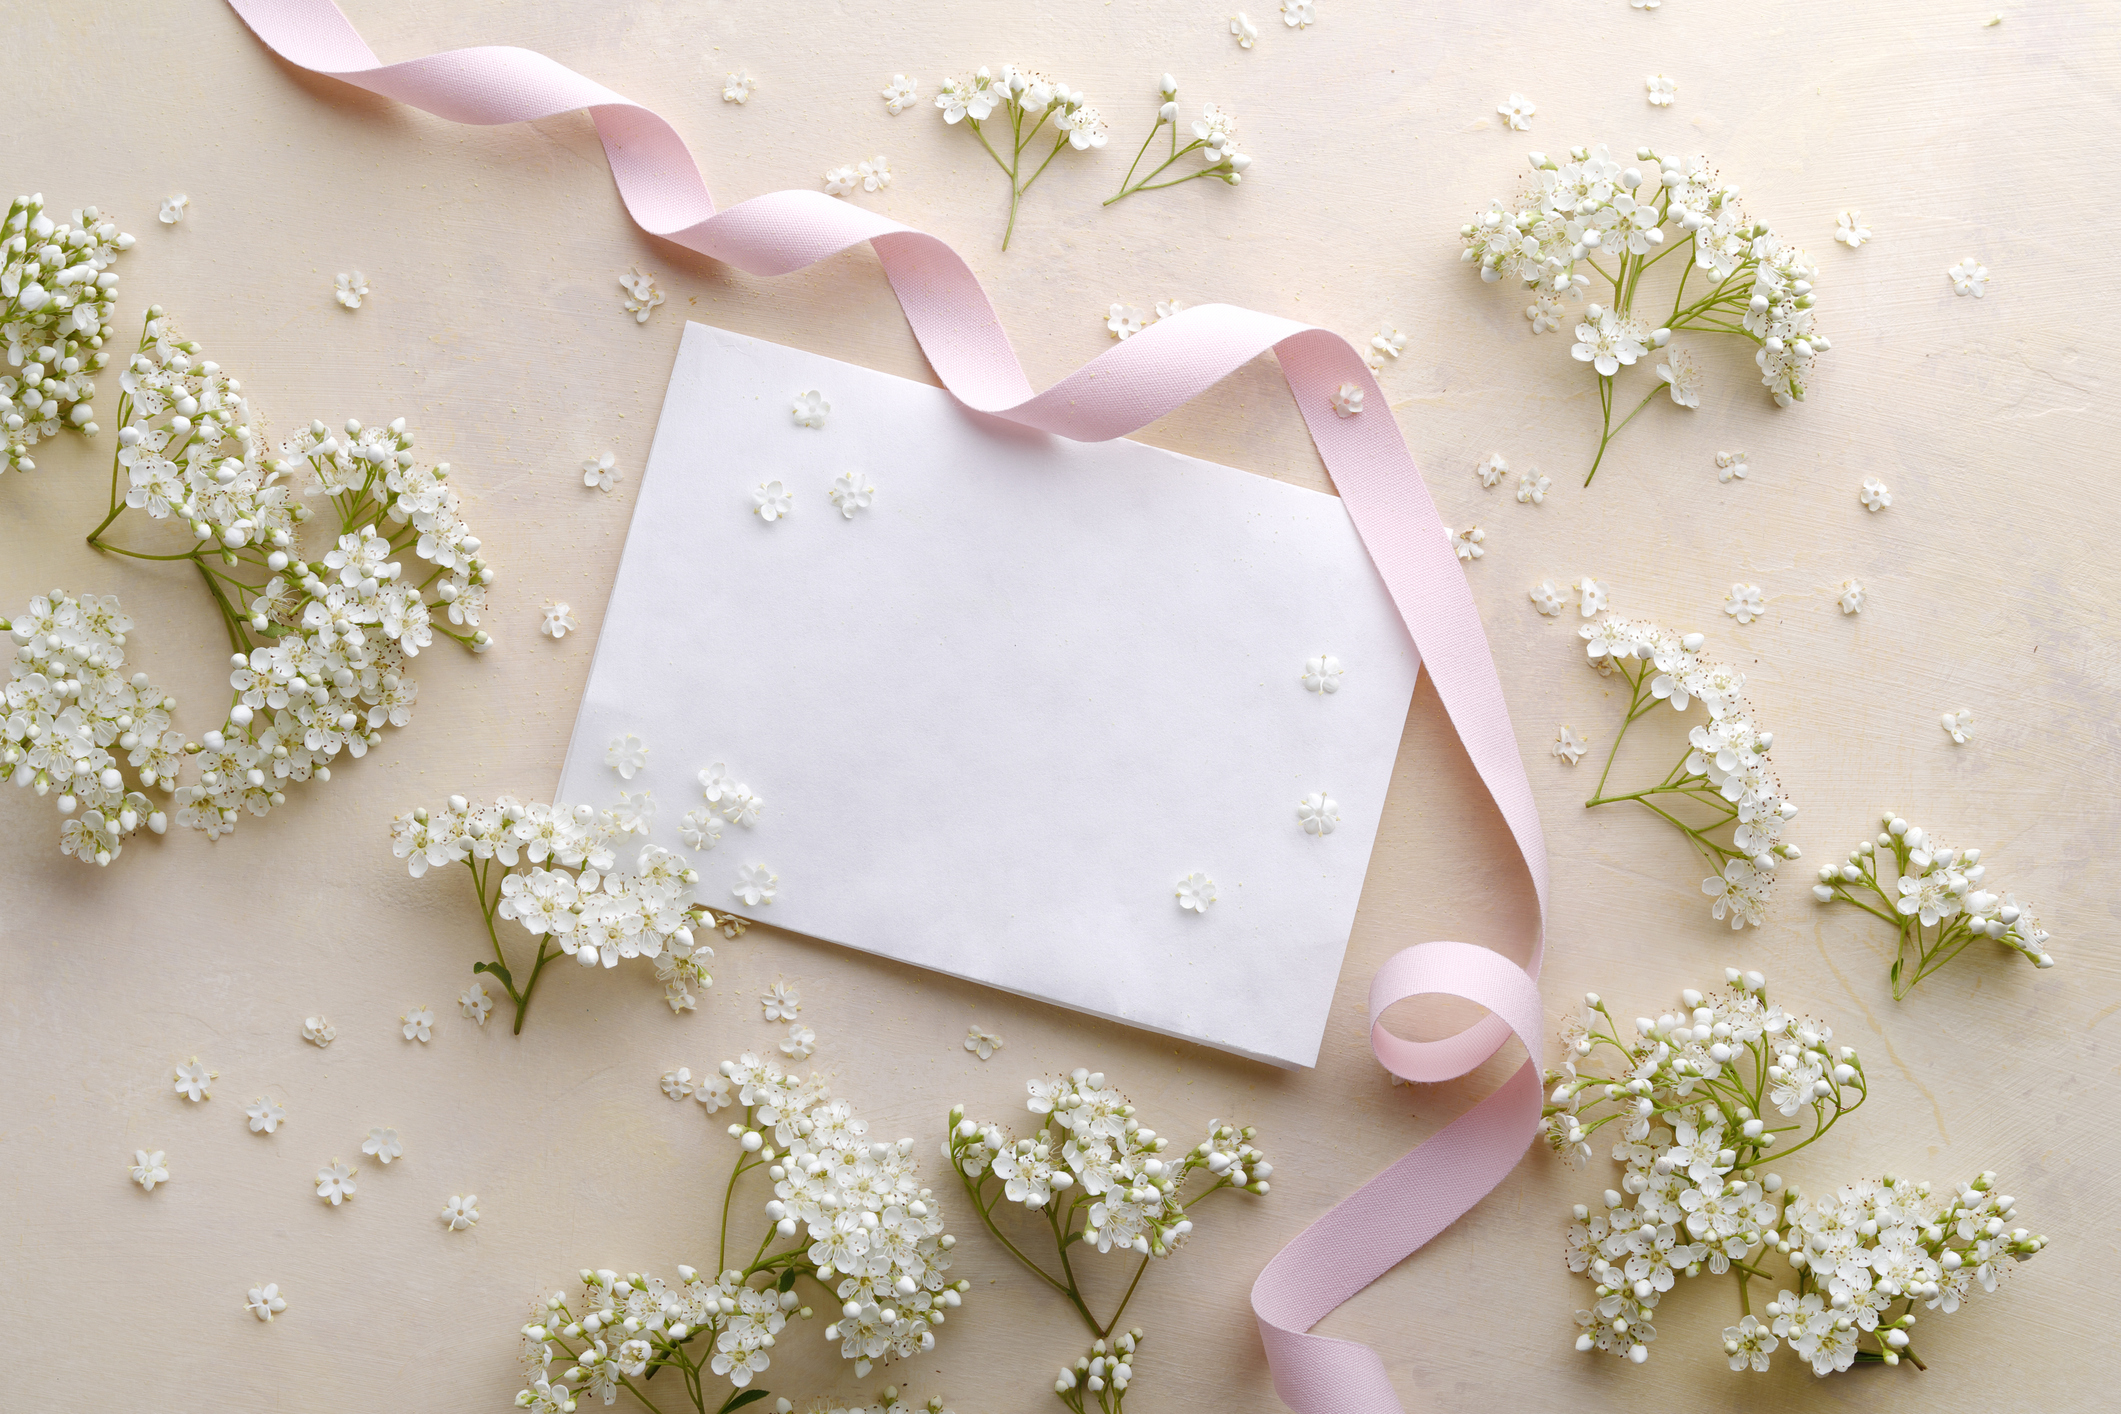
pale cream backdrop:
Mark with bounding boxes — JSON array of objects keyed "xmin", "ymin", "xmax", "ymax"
[{"xmin": 3, "ymin": 1, "xmax": 2115, "ymax": 1410}]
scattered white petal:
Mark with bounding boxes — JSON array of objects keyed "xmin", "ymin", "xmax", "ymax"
[
  {"xmin": 1984, "ymin": 11, "xmax": 2003, "ymax": 24},
  {"xmin": 315, "ymin": 1160, "xmax": 358, "ymax": 1205},
  {"xmin": 964, "ymin": 1026, "xmax": 1004, "ymax": 1060},
  {"xmin": 1554, "ymin": 726, "xmax": 1587, "ymax": 765},
  {"xmin": 130, "ymin": 1149, "xmax": 169, "ymax": 1191},
  {"xmin": 881, "ymin": 74, "xmax": 920, "ymax": 115},
  {"xmin": 401, "ymin": 1007, "xmax": 434, "ymax": 1043},
  {"xmin": 1860, "ymin": 476, "xmax": 1892, "ymax": 511},
  {"xmin": 792, "ymin": 390, "xmax": 830, "ymax": 427},
  {"xmin": 582, "ymin": 452, "xmax": 620, "ymax": 492},
  {"xmin": 678, "ymin": 807, "xmax": 724, "ymax": 851},
  {"xmin": 1656, "ymin": 348, "xmax": 1702, "ymax": 407},
  {"xmin": 1281, "ymin": 0, "xmax": 1316, "ymax": 28},
  {"xmin": 606, "ymin": 733, "xmax": 648, "ymax": 780},
  {"xmin": 828, "ymin": 469, "xmax": 875, "ymax": 518},
  {"xmin": 302, "ymin": 1016, "xmax": 336, "ymax": 1048},
  {"xmin": 1448, "ymin": 525, "xmax": 1486, "ymax": 560},
  {"xmin": 1947, "ymin": 257, "xmax": 1989, "ymax": 298},
  {"xmin": 732, "ymin": 863, "xmax": 778, "ymax": 906},
  {"xmin": 660, "ymin": 1066, "xmax": 695, "ymax": 1100},
  {"xmin": 442, "ymin": 1195, "xmax": 480, "ymax": 1231},
  {"xmin": 1230, "ymin": 11, "xmax": 1259, "ymax": 47},
  {"xmin": 1516, "ymin": 470, "xmax": 1552, "ymax": 505},
  {"xmin": 173, "ymin": 1058, "xmax": 216, "ymax": 1102},
  {"xmin": 1941, "ymin": 709, "xmax": 1975, "ymax": 745},
  {"xmin": 1330, "ymin": 382, "xmax": 1364, "ymax": 417},
  {"xmin": 1104, "ymin": 303, "xmax": 1146, "ymax": 340},
  {"xmin": 1715, "ymin": 450, "xmax": 1748, "ymax": 482},
  {"xmin": 721, "ymin": 786, "xmax": 763, "ymax": 827},
  {"xmin": 1176, "ymin": 871, "xmax": 1218, "ymax": 913},
  {"xmin": 1525, "ymin": 294, "xmax": 1563, "ymax": 333},
  {"xmin": 1839, "ymin": 579, "xmax": 1866, "ymax": 615},
  {"xmin": 1296, "ymin": 791, "xmax": 1340, "ymax": 837},
  {"xmin": 779, "ymin": 1022, "xmax": 817, "ymax": 1059},
  {"xmin": 361, "ymin": 1127, "xmax": 404, "ymax": 1164},
  {"xmin": 722, "ymin": 70, "xmax": 755, "ymax": 104},
  {"xmin": 245, "ymin": 1099, "xmax": 286, "ymax": 1134},
  {"xmin": 1724, "ymin": 583, "xmax": 1766, "ymax": 624},
  {"xmin": 823, "ymin": 164, "xmax": 860, "ymax": 197},
  {"xmin": 1154, "ymin": 298, "xmax": 1188, "ymax": 322},
  {"xmin": 619, "ymin": 266, "xmax": 665, "ymax": 323},
  {"xmin": 1576, "ymin": 577, "xmax": 1609, "ymax": 616},
  {"xmin": 752, "ymin": 480, "xmax": 795, "ymax": 521},
  {"xmin": 858, "ymin": 156, "xmax": 892, "ymax": 192},
  {"xmin": 1646, "ymin": 74, "xmax": 1676, "ymax": 107},
  {"xmin": 459, "ymin": 982, "xmax": 493, "ymax": 1026},
  {"xmin": 334, "ymin": 272, "xmax": 369, "ymax": 310},
  {"xmin": 1835, "ymin": 210, "xmax": 1871, "ymax": 248},
  {"xmin": 1497, "ymin": 93, "xmax": 1536, "ymax": 131},
  {"xmin": 245, "ymin": 1283, "xmax": 287, "ymax": 1322},
  {"xmin": 761, "ymin": 979, "xmax": 802, "ymax": 1022},
  {"xmin": 1370, "ymin": 325, "xmax": 1408, "ymax": 361},
  {"xmin": 158, "ymin": 194, "xmax": 188, "ymax": 224},
  {"xmin": 540, "ymin": 601, "xmax": 578, "ymax": 639},
  {"xmin": 1529, "ymin": 580, "xmax": 1565, "ymax": 616},
  {"xmin": 1478, "ymin": 452, "xmax": 1509, "ymax": 487},
  {"xmin": 1301, "ymin": 654, "xmax": 1343, "ymax": 694}
]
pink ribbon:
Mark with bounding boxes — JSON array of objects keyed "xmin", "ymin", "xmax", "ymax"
[{"xmin": 221, "ymin": 3, "xmax": 1550, "ymax": 1406}]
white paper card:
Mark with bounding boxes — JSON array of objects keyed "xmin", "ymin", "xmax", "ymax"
[{"xmin": 557, "ymin": 323, "xmax": 1419, "ymax": 1066}]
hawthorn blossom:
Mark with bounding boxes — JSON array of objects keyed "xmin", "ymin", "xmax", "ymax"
[
  {"xmin": 1297, "ymin": 791, "xmax": 1340, "ymax": 837},
  {"xmin": 1835, "ymin": 210, "xmax": 1871, "ymax": 248},
  {"xmin": 620, "ymin": 267, "xmax": 664, "ymax": 322},
  {"xmin": 246, "ymin": 1098, "xmax": 287, "ymax": 1134},
  {"xmin": 1529, "ymin": 580, "xmax": 1566, "ymax": 616},
  {"xmin": 1838, "ymin": 580, "xmax": 1865, "ymax": 614},
  {"xmin": 779, "ymin": 1023, "xmax": 816, "ymax": 1059},
  {"xmin": 1725, "ymin": 583, "xmax": 1765, "ymax": 625},
  {"xmin": 460, "ymin": 981, "xmax": 494, "ymax": 1025},
  {"xmin": 173, "ymin": 1059, "xmax": 216, "ymax": 1102},
  {"xmin": 159, "ymin": 194, "xmax": 188, "ymax": 224},
  {"xmin": 1646, "ymin": 75, "xmax": 1676, "ymax": 106},
  {"xmin": 965, "ymin": 1026, "xmax": 1004, "ymax": 1060},
  {"xmin": 1230, "ymin": 12, "xmax": 1259, "ymax": 47},
  {"xmin": 402, "ymin": 1007, "xmax": 434, "ymax": 1042},
  {"xmin": 1281, "ymin": 0, "xmax": 1315, "ymax": 27},
  {"xmin": 582, "ymin": 452, "xmax": 619, "ymax": 491},
  {"xmin": 606, "ymin": 733, "xmax": 648, "ymax": 780},
  {"xmin": 130, "ymin": 1149, "xmax": 169, "ymax": 1190},
  {"xmin": 723, "ymin": 71, "xmax": 755, "ymax": 104},
  {"xmin": 1449, "ymin": 525, "xmax": 1487, "ymax": 560},
  {"xmin": 1576, "ymin": 577, "xmax": 1608, "ymax": 615},
  {"xmin": 1301, "ymin": 654, "xmax": 1343, "ymax": 694},
  {"xmin": 1947, "ymin": 258, "xmax": 1988, "ymax": 297},
  {"xmin": 540, "ymin": 602, "xmax": 577, "ymax": 638},
  {"xmin": 334, "ymin": 272, "xmax": 368, "ymax": 309},
  {"xmin": 1330, "ymin": 382, "xmax": 1364, "ymax": 417},
  {"xmin": 1571, "ymin": 308, "xmax": 1646, "ymax": 377},
  {"xmin": 1105, "ymin": 304, "xmax": 1146, "ymax": 340},
  {"xmin": 1498, "ymin": 93, "xmax": 1536, "ymax": 131},
  {"xmin": 1479, "ymin": 452, "xmax": 1509, "ymax": 487},
  {"xmin": 761, "ymin": 980, "xmax": 801, "ymax": 1021},
  {"xmin": 1861, "ymin": 476, "xmax": 1891, "ymax": 511},
  {"xmin": 1941, "ymin": 710, "xmax": 1974, "ymax": 745},
  {"xmin": 1657, "ymin": 347, "xmax": 1702, "ymax": 407},
  {"xmin": 1554, "ymin": 726, "xmax": 1587, "ymax": 764},
  {"xmin": 1716, "ymin": 450, "xmax": 1748, "ymax": 482},
  {"xmin": 442, "ymin": 1195, "xmax": 480, "ymax": 1231},
  {"xmin": 362, "ymin": 1127, "xmax": 404, "ymax": 1164},
  {"xmin": 733, "ymin": 863, "xmax": 777, "ymax": 906},
  {"xmin": 246, "ymin": 1283, "xmax": 287, "ymax": 1322},
  {"xmin": 881, "ymin": 75, "xmax": 919, "ymax": 114},
  {"xmin": 1176, "ymin": 871, "xmax": 1218, "ymax": 912},
  {"xmin": 753, "ymin": 481, "xmax": 794, "ymax": 521},
  {"xmin": 792, "ymin": 390, "xmax": 830, "ymax": 427},
  {"xmin": 316, "ymin": 1160, "xmax": 358, "ymax": 1205},
  {"xmin": 1517, "ymin": 470, "xmax": 1552, "ymax": 504}
]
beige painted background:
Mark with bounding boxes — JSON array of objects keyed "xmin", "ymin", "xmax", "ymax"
[{"xmin": 4, "ymin": 1, "xmax": 2116, "ymax": 1410}]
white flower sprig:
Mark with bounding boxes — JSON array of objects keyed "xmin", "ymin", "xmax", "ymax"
[
  {"xmin": 2, "ymin": 195, "xmax": 133, "ymax": 476},
  {"xmin": 1576, "ymin": 616, "xmax": 1800, "ymax": 929},
  {"xmin": 1812, "ymin": 811, "xmax": 2055, "ymax": 998},
  {"xmin": 1054, "ymin": 1329, "xmax": 1148, "ymax": 1413},
  {"xmin": 513, "ymin": 1055, "xmax": 968, "ymax": 1413},
  {"xmin": 390, "ymin": 793, "xmax": 750, "ymax": 1032},
  {"xmin": 1545, "ymin": 969, "xmax": 2046, "ymax": 1374},
  {"xmin": 1105, "ymin": 76, "xmax": 1250, "ymax": 210},
  {"xmin": 945, "ymin": 1069, "xmax": 1270, "ymax": 1407},
  {"xmin": 1459, "ymin": 145, "xmax": 1830, "ymax": 483},
  {"xmin": 935, "ymin": 65, "xmax": 1106, "ymax": 249}
]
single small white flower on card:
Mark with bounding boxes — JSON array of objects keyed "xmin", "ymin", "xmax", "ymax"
[
  {"xmin": 694, "ymin": 1073, "xmax": 733, "ymax": 1113},
  {"xmin": 173, "ymin": 1059, "xmax": 215, "ymax": 1102},
  {"xmin": 721, "ymin": 787, "xmax": 763, "ymax": 827},
  {"xmin": 753, "ymin": 480, "xmax": 795, "ymax": 521},
  {"xmin": 1297, "ymin": 791, "xmax": 1340, "ymax": 837},
  {"xmin": 828, "ymin": 469, "xmax": 876, "ymax": 518},
  {"xmin": 678, "ymin": 807, "xmax": 724, "ymax": 851},
  {"xmin": 1715, "ymin": 450, "xmax": 1748, "ymax": 482},
  {"xmin": 1576, "ymin": 577, "xmax": 1609, "ymax": 616},
  {"xmin": 965, "ymin": 1026, "xmax": 1004, "ymax": 1060},
  {"xmin": 1497, "ymin": 93, "xmax": 1536, "ymax": 131},
  {"xmin": 459, "ymin": 982, "xmax": 493, "ymax": 1026},
  {"xmin": 302, "ymin": 1016, "xmax": 335, "ymax": 1048},
  {"xmin": 761, "ymin": 979, "xmax": 802, "ymax": 1021},
  {"xmin": 1478, "ymin": 452, "xmax": 1509, "ymax": 487},
  {"xmin": 1839, "ymin": 579, "xmax": 1865, "ymax": 614},
  {"xmin": 582, "ymin": 452, "xmax": 619, "ymax": 492},
  {"xmin": 1231, "ymin": 12, "xmax": 1260, "ymax": 47},
  {"xmin": 1656, "ymin": 348, "xmax": 1702, "ymax": 407},
  {"xmin": 442, "ymin": 1195, "xmax": 480, "ymax": 1231},
  {"xmin": 401, "ymin": 1007, "xmax": 434, "ymax": 1043},
  {"xmin": 612, "ymin": 788, "xmax": 656, "ymax": 834},
  {"xmin": 1554, "ymin": 726, "xmax": 1587, "ymax": 765},
  {"xmin": 620, "ymin": 266, "xmax": 664, "ymax": 323},
  {"xmin": 1282, "ymin": 0, "xmax": 1316, "ymax": 28},
  {"xmin": 882, "ymin": 74, "xmax": 920, "ymax": 114},
  {"xmin": 1331, "ymin": 382, "xmax": 1364, "ymax": 417},
  {"xmin": 1861, "ymin": 475, "xmax": 1892, "ymax": 511},
  {"xmin": 1105, "ymin": 303, "xmax": 1146, "ymax": 340},
  {"xmin": 1155, "ymin": 298, "xmax": 1188, "ymax": 321},
  {"xmin": 723, "ymin": 70, "xmax": 755, "ymax": 104},
  {"xmin": 697, "ymin": 762, "xmax": 738, "ymax": 803},
  {"xmin": 361, "ymin": 1127, "xmax": 404, "ymax": 1164},
  {"xmin": 1724, "ymin": 583, "xmax": 1765, "ymax": 624},
  {"xmin": 1646, "ymin": 74, "xmax": 1676, "ymax": 106},
  {"xmin": 245, "ymin": 1099, "xmax": 286, "ymax": 1134},
  {"xmin": 246, "ymin": 1283, "xmax": 287, "ymax": 1322},
  {"xmin": 130, "ymin": 1149, "xmax": 169, "ymax": 1191},
  {"xmin": 1176, "ymin": 871, "xmax": 1218, "ymax": 913},
  {"xmin": 159, "ymin": 194, "xmax": 188, "ymax": 224},
  {"xmin": 1516, "ymin": 470, "xmax": 1552, "ymax": 505},
  {"xmin": 315, "ymin": 1160, "xmax": 358, "ymax": 1205},
  {"xmin": 779, "ymin": 1022, "xmax": 816, "ymax": 1059},
  {"xmin": 1529, "ymin": 580, "xmax": 1565, "ymax": 616},
  {"xmin": 732, "ymin": 863, "xmax": 777, "ymax": 906},
  {"xmin": 1835, "ymin": 210, "xmax": 1871, "ymax": 248},
  {"xmin": 606, "ymin": 733, "xmax": 648, "ymax": 780},
  {"xmin": 1449, "ymin": 525, "xmax": 1486, "ymax": 560},
  {"xmin": 660, "ymin": 1067, "xmax": 694, "ymax": 1100},
  {"xmin": 1301, "ymin": 654, "xmax": 1344, "ymax": 694},
  {"xmin": 540, "ymin": 601, "xmax": 577, "ymax": 639},
  {"xmin": 858, "ymin": 156, "xmax": 893, "ymax": 192},
  {"xmin": 823, "ymin": 165, "xmax": 860, "ymax": 197},
  {"xmin": 792, "ymin": 390, "xmax": 831, "ymax": 428},
  {"xmin": 1948, "ymin": 257, "xmax": 1989, "ymax": 297},
  {"xmin": 334, "ymin": 272, "xmax": 369, "ymax": 309},
  {"xmin": 1371, "ymin": 325, "xmax": 1408, "ymax": 361},
  {"xmin": 1941, "ymin": 709, "xmax": 1974, "ymax": 744},
  {"xmin": 1526, "ymin": 293, "xmax": 1565, "ymax": 333}
]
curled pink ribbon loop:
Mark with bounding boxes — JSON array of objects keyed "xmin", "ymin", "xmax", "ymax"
[{"xmin": 221, "ymin": 4, "xmax": 1549, "ymax": 1407}]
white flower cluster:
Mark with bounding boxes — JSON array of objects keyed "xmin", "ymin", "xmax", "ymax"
[
  {"xmin": 3, "ymin": 194, "xmax": 132, "ymax": 474},
  {"xmin": 393, "ymin": 794, "xmax": 745, "ymax": 1029},
  {"xmin": 1108, "ymin": 76, "xmax": 1251, "ymax": 210},
  {"xmin": 3, "ymin": 590, "xmax": 174, "ymax": 864},
  {"xmin": 1577, "ymin": 616, "xmax": 1800, "ymax": 927},
  {"xmin": 1054, "ymin": 1329, "xmax": 1147, "ymax": 1413},
  {"xmin": 934, "ymin": 66, "xmax": 1104, "ymax": 249},
  {"xmin": 1813, "ymin": 811, "xmax": 2055, "ymax": 998}
]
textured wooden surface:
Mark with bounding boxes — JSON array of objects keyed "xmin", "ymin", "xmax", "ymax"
[{"xmin": 4, "ymin": 2, "xmax": 2115, "ymax": 1410}]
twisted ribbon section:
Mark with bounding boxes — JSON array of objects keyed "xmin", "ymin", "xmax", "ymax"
[{"xmin": 221, "ymin": 3, "xmax": 1550, "ymax": 1406}]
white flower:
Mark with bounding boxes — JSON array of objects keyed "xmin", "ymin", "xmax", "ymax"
[
  {"xmin": 1947, "ymin": 257, "xmax": 1989, "ymax": 297},
  {"xmin": 1526, "ymin": 294, "xmax": 1563, "ymax": 333},
  {"xmin": 678, "ymin": 807, "xmax": 724, "ymax": 851},
  {"xmin": 779, "ymin": 1023, "xmax": 817, "ymax": 1059},
  {"xmin": 1715, "ymin": 450, "xmax": 1748, "ymax": 482},
  {"xmin": 660, "ymin": 1067, "xmax": 695, "ymax": 1100},
  {"xmin": 302, "ymin": 1017, "xmax": 336, "ymax": 1048},
  {"xmin": 1231, "ymin": 12, "xmax": 1259, "ymax": 47},
  {"xmin": 858, "ymin": 156, "xmax": 893, "ymax": 192},
  {"xmin": 792, "ymin": 390, "xmax": 830, "ymax": 428},
  {"xmin": 965, "ymin": 1026, "xmax": 1004, "ymax": 1060},
  {"xmin": 823, "ymin": 165, "xmax": 860, "ymax": 197},
  {"xmin": 882, "ymin": 74, "xmax": 920, "ymax": 114},
  {"xmin": 159, "ymin": 194, "xmax": 188, "ymax": 224},
  {"xmin": 1835, "ymin": 210, "xmax": 1871, "ymax": 248},
  {"xmin": 1703, "ymin": 859, "xmax": 1769, "ymax": 929},
  {"xmin": 1657, "ymin": 348, "xmax": 1702, "ymax": 407},
  {"xmin": 1297, "ymin": 791, "xmax": 1340, "ymax": 837},
  {"xmin": 1517, "ymin": 470, "xmax": 1552, "ymax": 505},
  {"xmin": 1478, "ymin": 452, "xmax": 1509, "ymax": 487},
  {"xmin": 130, "ymin": 1149, "xmax": 169, "ymax": 1190},
  {"xmin": 334, "ymin": 272, "xmax": 369, "ymax": 309},
  {"xmin": 828, "ymin": 470, "xmax": 875, "ymax": 518},
  {"xmin": 1576, "ymin": 577, "xmax": 1609, "ymax": 615},
  {"xmin": 582, "ymin": 452, "xmax": 619, "ymax": 492},
  {"xmin": 1371, "ymin": 325, "xmax": 1408, "ymax": 361},
  {"xmin": 1838, "ymin": 580, "xmax": 1865, "ymax": 615},
  {"xmin": 1301, "ymin": 654, "xmax": 1344, "ymax": 694},
  {"xmin": 1529, "ymin": 580, "xmax": 1565, "ymax": 616},
  {"xmin": 762, "ymin": 979, "xmax": 802, "ymax": 1021},
  {"xmin": 1281, "ymin": 0, "xmax": 1316, "ymax": 27},
  {"xmin": 173, "ymin": 1058, "xmax": 216, "ymax": 1102},
  {"xmin": 1176, "ymin": 871, "xmax": 1218, "ymax": 913},
  {"xmin": 1497, "ymin": 93, "xmax": 1535, "ymax": 131},
  {"xmin": 441, "ymin": 1195, "xmax": 479, "ymax": 1231},
  {"xmin": 1554, "ymin": 726, "xmax": 1587, "ymax": 765},
  {"xmin": 733, "ymin": 863, "xmax": 777, "ymax": 906},
  {"xmin": 1632, "ymin": 0, "xmax": 1660, "ymax": 8},
  {"xmin": 1571, "ymin": 311, "xmax": 1646, "ymax": 377},
  {"xmin": 361, "ymin": 1127, "xmax": 404, "ymax": 1164},
  {"xmin": 697, "ymin": 763, "xmax": 739, "ymax": 803},
  {"xmin": 459, "ymin": 982, "xmax": 494, "ymax": 1026},
  {"xmin": 1725, "ymin": 583, "xmax": 1765, "ymax": 625},
  {"xmin": 1449, "ymin": 525, "xmax": 1487, "ymax": 560},
  {"xmin": 753, "ymin": 480, "xmax": 795, "ymax": 521},
  {"xmin": 620, "ymin": 266, "xmax": 665, "ymax": 322},
  {"xmin": 1646, "ymin": 74, "xmax": 1676, "ymax": 106},
  {"xmin": 1860, "ymin": 476, "xmax": 1891, "ymax": 511},
  {"xmin": 316, "ymin": 1160, "xmax": 358, "ymax": 1205},
  {"xmin": 606, "ymin": 733, "xmax": 648, "ymax": 780},
  {"xmin": 1941, "ymin": 709, "xmax": 1974, "ymax": 745},
  {"xmin": 540, "ymin": 602, "xmax": 577, "ymax": 638},
  {"xmin": 694, "ymin": 1073, "xmax": 734, "ymax": 1112},
  {"xmin": 1330, "ymin": 382, "xmax": 1364, "ymax": 417},
  {"xmin": 245, "ymin": 1283, "xmax": 287, "ymax": 1322},
  {"xmin": 1155, "ymin": 298, "xmax": 1188, "ymax": 321},
  {"xmin": 1724, "ymin": 1314, "xmax": 1776, "ymax": 1372},
  {"xmin": 723, "ymin": 70, "xmax": 755, "ymax": 104},
  {"xmin": 402, "ymin": 1007, "xmax": 434, "ymax": 1043},
  {"xmin": 721, "ymin": 786, "xmax": 763, "ymax": 827},
  {"xmin": 246, "ymin": 1098, "xmax": 287, "ymax": 1134},
  {"xmin": 1105, "ymin": 303, "xmax": 1146, "ymax": 340}
]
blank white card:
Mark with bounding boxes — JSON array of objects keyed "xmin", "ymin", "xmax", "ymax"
[{"xmin": 556, "ymin": 323, "xmax": 1420, "ymax": 1066}]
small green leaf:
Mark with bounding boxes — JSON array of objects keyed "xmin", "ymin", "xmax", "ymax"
[
  {"xmin": 776, "ymin": 1267, "xmax": 797, "ymax": 1293},
  {"xmin": 472, "ymin": 960, "xmax": 515, "ymax": 989},
  {"xmin": 717, "ymin": 1389, "xmax": 772, "ymax": 1414}
]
